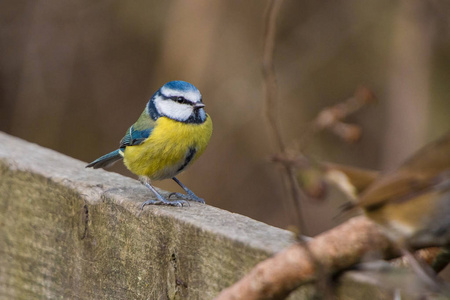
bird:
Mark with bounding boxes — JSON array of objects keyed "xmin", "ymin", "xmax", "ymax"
[
  {"xmin": 355, "ymin": 132, "xmax": 450, "ymax": 250},
  {"xmin": 86, "ymin": 80, "xmax": 213, "ymax": 208},
  {"xmin": 346, "ymin": 132, "xmax": 450, "ymax": 292}
]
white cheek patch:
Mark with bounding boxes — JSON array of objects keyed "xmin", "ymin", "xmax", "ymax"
[
  {"xmin": 160, "ymin": 86, "xmax": 202, "ymax": 103},
  {"xmin": 155, "ymin": 100, "xmax": 193, "ymax": 121}
]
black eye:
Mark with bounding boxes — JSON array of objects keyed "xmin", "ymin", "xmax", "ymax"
[{"xmin": 175, "ymin": 96, "xmax": 185, "ymax": 103}]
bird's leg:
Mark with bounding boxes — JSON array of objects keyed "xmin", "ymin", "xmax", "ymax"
[
  {"xmin": 139, "ymin": 176, "xmax": 188, "ymax": 209},
  {"xmin": 169, "ymin": 177, "xmax": 206, "ymax": 204}
]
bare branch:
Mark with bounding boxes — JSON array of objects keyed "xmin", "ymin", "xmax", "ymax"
[
  {"xmin": 215, "ymin": 216, "xmax": 443, "ymax": 300},
  {"xmin": 301, "ymin": 86, "xmax": 375, "ymax": 146}
]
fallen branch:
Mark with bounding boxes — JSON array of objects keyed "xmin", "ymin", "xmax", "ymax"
[{"xmin": 215, "ymin": 216, "xmax": 441, "ymax": 300}]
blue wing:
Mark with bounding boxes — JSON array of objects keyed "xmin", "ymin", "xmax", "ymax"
[
  {"xmin": 120, "ymin": 110, "xmax": 156, "ymax": 148},
  {"xmin": 86, "ymin": 110, "xmax": 155, "ymax": 169},
  {"xmin": 120, "ymin": 125, "xmax": 153, "ymax": 147},
  {"xmin": 86, "ymin": 125, "xmax": 153, "ymax": 169}
]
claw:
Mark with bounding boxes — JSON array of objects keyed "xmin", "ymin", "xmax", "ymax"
[
  {"xmin": 140, "ymin": 199, "xmax": 189, "ymax": 210},
  {"xmin": 168, "ymin": 192, "xmax": 205, "ymax": 204},
  {"xmin": 171, "ymin": 177, "xmax": 206, "ymax": 204},
  {"xmin": 139, "ymin": 176, "xmax": 191, "ymax": 209}
]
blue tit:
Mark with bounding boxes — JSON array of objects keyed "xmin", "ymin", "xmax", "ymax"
[{"xmin": 86, "ymin": 80, "xmax": 213, "ymax": 208}]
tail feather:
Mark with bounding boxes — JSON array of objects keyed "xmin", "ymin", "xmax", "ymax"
[{"xmin": 86, "ymin": 149, "xmax": 123, "ymax": 169}]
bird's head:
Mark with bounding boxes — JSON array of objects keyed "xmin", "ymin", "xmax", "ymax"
[{"xmin": 147, "ymin": 81, "xmax": 207, "ymax": 124}]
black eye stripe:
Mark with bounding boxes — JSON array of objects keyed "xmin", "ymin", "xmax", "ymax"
[
  {"xmin": 160, "ymin": 93, "xmax": 198, "ymax": 106},
  {"xmin": 169, "ymin": 96, "xmax": 194, "ymax": 105}
]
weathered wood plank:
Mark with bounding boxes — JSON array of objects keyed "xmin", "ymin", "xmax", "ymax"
[
  {"xmin": 1, "ymin": 132, "xmax": 441, "ymax": 300},
  {"xmin": 0, "ymin": 132, "xmax": 304, "ymax": 299}
]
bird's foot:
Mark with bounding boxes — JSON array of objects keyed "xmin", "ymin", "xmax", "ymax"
[
  {"xmin": 140, "ymin": 198, "xmax": 189, "ymax": 210},
  {"xmin": 168, "ymin": 192, "xmax": 205, "ymax": 204}
]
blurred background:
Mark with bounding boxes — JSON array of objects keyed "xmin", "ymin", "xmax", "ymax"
[{"xmin": 1, "ymin": 0, "xmax": 450, "ymax": 236}]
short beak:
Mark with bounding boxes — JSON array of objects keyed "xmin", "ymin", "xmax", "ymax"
[{"xmin": 194, "ymin": 103, "xmax": 205, "ymax": 109}]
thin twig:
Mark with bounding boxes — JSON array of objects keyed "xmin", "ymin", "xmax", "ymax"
[
  {"xmin": 262, "ymin": 0, "xmax": 285, "ymax": 153},
  {"xmin": 300, "ymin": 86, "xmax": 375, "ymax": 148},
  {"xmin": 262, "ymin": 0, "xmax": 306, "ymax": 233}
]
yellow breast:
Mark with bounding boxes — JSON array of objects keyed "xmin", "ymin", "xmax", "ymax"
[{"xmin": 123, "ymin": 115, "xmax": 212, "ymax": 180}]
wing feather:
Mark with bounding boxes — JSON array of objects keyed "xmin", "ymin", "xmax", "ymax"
[{"xmin": 120, "ymin": 110, "xmax": 156, "ymax": 148}]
